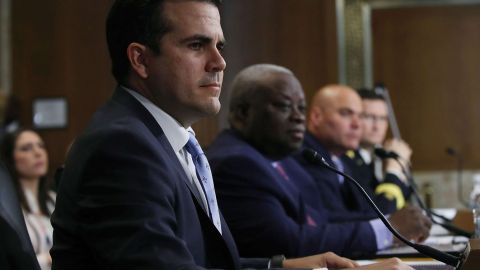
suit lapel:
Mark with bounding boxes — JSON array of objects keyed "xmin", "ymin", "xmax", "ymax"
[
  {"xmin": 157, "ymin": 136, "xmax": 209, "ymax": 215},
  {"xmin": 111, "ymin": 87, "xmax": 209, "ymax": 215},
  {"xmin": 0, "ymin": 171, "xmax": 33, "ymax": 251},
  {"xmin": 304, "ymin": 132, "xmax": 339, "ymax": 185},
  {"xmin": 218, "ymin": 214, "xmax": 241, "ymax": 268},
  {"xmin": 304, "ymin": 132, "xmax": 347, "ymax": 203}
]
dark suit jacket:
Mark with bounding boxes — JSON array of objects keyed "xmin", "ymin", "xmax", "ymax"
[
  {"xmin": 294, "ymin": 132, "xmax": 381, "ymax": 222},
  {"xmin": 207, "ymin": 130, "xmax": 377, "ymax": 258},
  {"xmin": 0, "ymin": 163, "xmax": 40, "ymax": 270},
  {"xmin": 342, "ymin": 150, "xmax": 411, "ymax": 215},
  {"xmin": 51, "ymin": 87, "xmax": 250, "ymax": 270}
]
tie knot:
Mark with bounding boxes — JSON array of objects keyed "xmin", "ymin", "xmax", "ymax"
[{"xmin": 185, "ymin": 132, "xmax": 203, "ymax": 158}]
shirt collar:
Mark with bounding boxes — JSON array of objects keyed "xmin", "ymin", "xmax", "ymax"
[
  {"xmin": 121, "ymin": 86, "xmax": 190, "ymax": 152},
  {"xmin": 359, "ymin": 147, "xmax": 372, "ymax": 164}
]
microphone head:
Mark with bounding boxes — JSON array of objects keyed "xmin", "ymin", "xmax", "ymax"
[
  {"xmin": 445, "ymin": 147, "xmax": 457, "ymax": 156},
  {"xmin": 302, "ymin": 148, "xmax": 330, "ymax": 167},
  {"xmin": 302, "ymin": 148, "xmax": 318, "ymax": 163},
  {"xmin": 374, "ymin": 147, "xmax": 391, "ymax": 159}
]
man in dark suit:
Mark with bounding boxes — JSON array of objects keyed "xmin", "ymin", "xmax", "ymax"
[
  {"xmin": 294, "ymin": 85, "xmax": 431, "ymax": 248},
  {"xmin": 50, "ymin": 1, "xmax": 375, "ymax": 269},
  {"xmin": 207, "ymin": 64, "xmax": 419, "ymax": 267}
]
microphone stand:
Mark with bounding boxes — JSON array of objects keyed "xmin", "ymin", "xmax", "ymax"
[
  {"xmin": 446, "ymin": 147, "xmax": 469, "ymax": 208},
  {"xmin": 303, "ymin": 149, "xmax": 461, "ymax": 267}
]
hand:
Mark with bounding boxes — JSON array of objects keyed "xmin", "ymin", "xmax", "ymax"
[
  {"xmin": 345, "ymin": 258, "xmax": 414, "ymax": 270},
  {"xmin": 282, "ymin": 252, "xmax": 358, "ymax": 269},
  {"xmin": 388, "ymin": 205, "xmax": 432, "ymax": 244},
  {"xmin": 383, "ymin": 139, "xmax": 412, "ymax": 183},
  {"xmin": 384, "ymin": 139, "xmax": 412, "ymax": 164}
]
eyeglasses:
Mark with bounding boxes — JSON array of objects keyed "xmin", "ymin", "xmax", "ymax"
[{"xmin": 360, "ymin": 113, "xmax": 388, "ymax": 123}]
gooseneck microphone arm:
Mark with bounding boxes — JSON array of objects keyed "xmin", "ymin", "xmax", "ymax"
[
  {"xmin": 302, "ymin": 148, "xmax": 460, "ymax": 267},
  {"xmin": 374, "ymin": 148, "xmax": 473, "ymax": 238}
]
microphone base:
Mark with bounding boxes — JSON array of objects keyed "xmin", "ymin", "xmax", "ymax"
[{"xmin": 458, "ymin": 239, "xmax": 480, "ymax": 270}]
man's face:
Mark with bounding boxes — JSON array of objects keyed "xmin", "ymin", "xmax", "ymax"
[
  {"xmin": 144, "ymin": 1, "xmax": 226, "ymax": 126},
  {"xmin": 360, "ymin": 99, "xmax": 389, "ymax": 147},
  {"xmin": 244, "ymin": 73, "xmax": 306, "ymax": 158},
  {"xmin": 312, "ymin": 88, "xmax": 362, "ymax": 154}
]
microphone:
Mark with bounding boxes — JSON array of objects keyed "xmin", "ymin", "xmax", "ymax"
[
  {"xmin": 302, "ymin": 148, "xmax": 461, "ymax": 267},
  {"xmin": 446, "ymin": 147, "xmax": 457, "ymax": 156},
  {"xmin": 374, "ymin": 147, "xmax": 411, "ymax": 168},
  {"xmin": 375, "ymin": 148, "xmax": 473, "ymax": 238},
  {"xmin": 374, "ymin": 147, "xmax": 399, "ymax": 159}
]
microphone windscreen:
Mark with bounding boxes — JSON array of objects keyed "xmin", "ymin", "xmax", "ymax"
[
  {"xmin": 445, "ymin": 147, "xmax": 457, "ymax": 156},
  {"xmin": 374, "ymin": 147, "xmax": 390, "ymax": 159},
  {"xmin": 302, "ymin": 148, "xmax": 318, "ymax": 164}
]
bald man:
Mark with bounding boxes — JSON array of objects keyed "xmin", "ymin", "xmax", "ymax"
[{"xmin": 294, "ymin": 84, "xmax": 431, "ymax": 250}]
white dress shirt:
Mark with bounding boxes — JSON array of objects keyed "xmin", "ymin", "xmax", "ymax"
[{"xmin": 123, "ymin": 86, "xmax": 209, "ymax": 211}]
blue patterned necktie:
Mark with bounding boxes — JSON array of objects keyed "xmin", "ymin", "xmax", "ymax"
[{"xmin": 184, "ymin": 133, "xmax": 222, "ymax": 234}]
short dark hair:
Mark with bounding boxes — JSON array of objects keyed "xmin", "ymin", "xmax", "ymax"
[
  {"xmin": 356, "ymin": 87, "xmax": 385, "ymax": 101},
  {"xmin": 106, "ymin": 0, "xmax": 222, "ymax": 84}
]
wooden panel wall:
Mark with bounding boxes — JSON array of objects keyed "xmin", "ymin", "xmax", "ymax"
[
  {"xmin": 372, "ymin": 5, "xmax": 480, "ymax": 170},
  {"xmin": 218, "ymin": 0, "xmax": 338, "ymax": 129},
  {"xmin": 10, "ymin": 0, "xmax": 338, "ymax": 178},
  {"xmin": 12, "ymin": 0, "xmax": 115, "ymax": 177}
]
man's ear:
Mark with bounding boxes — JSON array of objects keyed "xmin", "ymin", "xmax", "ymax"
[
  {"xmin": 230, "ymin": 104, "xmax": 250, "ymax": 129},
  {"xmin": 236, "ymin": 103, "xmax": 250, "ymax": 123},
  {"xmin": 127, "ymin": 43, "xmax": 148, "ymax": 79},
  {"xmin": 309, "ymin": 106, "xmax": 323, "ymax": 123}
]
